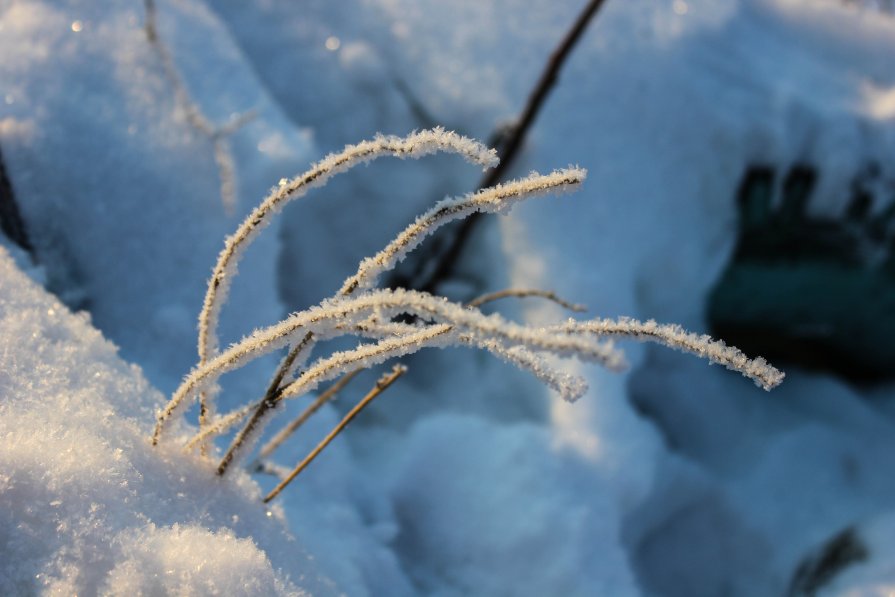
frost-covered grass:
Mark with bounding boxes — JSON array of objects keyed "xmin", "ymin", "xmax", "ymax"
[
  {"xmin": 3, "ymin": 0, "xmax": 895, "ymax": 595},
  {"xmin": 152, "ymin": 129, "xmax": 782, "ymax": 490}
]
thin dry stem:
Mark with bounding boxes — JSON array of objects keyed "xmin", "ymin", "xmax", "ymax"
[
  {"xmin": 254, "ymin": 368, "xmax": 362, "ymax": 464},
  {"xmin": 215, "ymin": 323, "xmax": 453, "ymax": 474},
  {"xmin": 467, "ymin": 288, "xmax": 587, "ymax": 312},
  {"xmin": 143, "ymin": 0, "xmax": 252, "ymax": 217},
  {"xmin": 408, "ymin": 0, "xmax": 608, "ymax": 292},
  {"xmin": 263, "ymin": 365, "xmax": 407, "ymax": 503}
]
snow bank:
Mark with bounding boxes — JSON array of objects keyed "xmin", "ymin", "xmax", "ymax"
[
  {"xmin": 387, "ymin": 413, "xmax": 641, "ymax": 596},
  {"xmin": 0, "ymin": 246, "xmax": 325, "ymax": 595}
]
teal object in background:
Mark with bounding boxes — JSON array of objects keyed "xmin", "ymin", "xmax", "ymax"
[{"xmin": 708, "ymin": 164, "xmax": 895, "ymax": 383}]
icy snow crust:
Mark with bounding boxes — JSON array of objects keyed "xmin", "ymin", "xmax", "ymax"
[
  {"xmin": 0, "ymin": 246, "xmax": 320, "ymax": 595},
  {"xmin": 3, "ymin": 0, "xmax": 895, "ymax": 595}
]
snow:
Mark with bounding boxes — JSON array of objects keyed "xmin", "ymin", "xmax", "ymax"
[
  {"xmin": 387, "ymin": 414, "xmax": 640, "ymax": 596},
  {"xmin": 0, "ymin": 0, "xmax": 312, "ymax": 402},
  {"xmin": 99, "ymin": 525, "xmax": 297, "ymax": 596},
  {"xmin": 3, "ymin": 0, "xmax": 895, "ymax": 594},
  {"xmin": 0, "ymin": 245, "xmax": 323, "ymax": 595}
]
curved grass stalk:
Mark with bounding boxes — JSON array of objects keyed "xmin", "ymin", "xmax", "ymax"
[
  {"xmin": 198, "ymin": 128, "xmax": 498, "ymax": 364},
  {"xmin": 277, "ymin": 326, "xmax": 453, "ymax": 400},
  {"xmin": 352, "ymin": 322, "xmax": 590, "ymax": 402},
  {"xmin": 466, "ymin": 337, "xmax": 589, "ymax": 403},
  {"xmin": 553, "ymin": 317, "xmax": 785, "ymax": 390},
  {"xmin": 467, "ymin": 288, "xmax": 587, "ymax": 312},
  {"xmin": 194, "ymin": 130, "xmax": 498, "ymax": 432},
  {"xmin": 341, "ymin": 168, "xmax": 585, "ymax": 295},
  {"xmin": 337, "ymin": 319, "xmax": 590, "ymax": 402}
]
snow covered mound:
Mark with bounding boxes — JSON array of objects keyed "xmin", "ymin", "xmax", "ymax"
[
  {"xmin": 387, "ymin": 413, "xmax": 640, "ymax": 596},
  {"xmin": 0, "ymin": 246, "xmax": 326, "ymax": 595},
  {"xmin": 0, "ymin": 0, "xmax": 313, "ymax": 397}
]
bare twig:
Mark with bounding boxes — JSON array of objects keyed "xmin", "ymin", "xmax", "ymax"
[
  {"xmin": 468, "ymin": 288, "xmax": 587, "ymax": 312},
  {"xmin": 0, "ymin": 145, "xmax": 33, "ymax": 255},
  {"xmin": 214, "ymin": 321, "xmax": 454, "ymax": 474},
  {"xmin": 253, "ymin": 368, "xmax": 362, "ymax": 466},
  {"xmin": 482, "ymin": 0, "xmax": 606, "ymax": 190},
  {"xmin": 143, "ymin": 0, "xmax": 254, "ymax": 217},
  {"xmin": 262, "ymin": 364, "xmax": 407, "ymax": 503},
  {"xmin": 405, "ymin": 0, "xmax": 608, "ymax": 293}
]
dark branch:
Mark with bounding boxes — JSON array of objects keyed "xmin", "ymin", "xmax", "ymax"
[
  {"xmin": 402, "ymin": 0, "xmax": 608, "ymax": 294},
  {"xmin": 0, "ymin": 145, "xmax": 34, "ymax": 254}
]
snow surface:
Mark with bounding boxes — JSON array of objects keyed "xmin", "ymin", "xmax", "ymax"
[
  {"xmin": 0, "ymin": 244, "xmax": 324, "ymax": 595},
  {"xmin": 3, "ymin": 0, "xmax": 895, "ymax": 595}
]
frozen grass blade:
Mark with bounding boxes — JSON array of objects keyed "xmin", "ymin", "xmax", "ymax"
[
  {"xmin": 554, "ymin": 317, "xmax": 785, "ymax": 390},
  {"xmin": 194, "ymin": 129, "xmax": 498, "ymax": 432},
  {"xmin": 341, "ymin": 168, "xmax": 586, "ymax": 295},
  {"xmin": 466, "ymin": 337, "xmax": 589, "ymax": 402},
  {"xmin": 155, "ymin": 288, "xmax": 622, "ymax": 445},
  {"xmin": 199, "ymin": 128, "xmax": 498, "ymax": 364}
]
